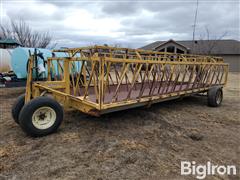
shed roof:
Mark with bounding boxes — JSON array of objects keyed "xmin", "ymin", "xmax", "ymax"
[
  {"xmin": 141, "ymin": 39, "xmax": 240, "ymax": 55},
  {"xmin": 0, "ymin": 38, "xmax": 21, "ymax": 45}
]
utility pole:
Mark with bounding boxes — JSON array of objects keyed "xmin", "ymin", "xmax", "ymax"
[{"xmin": 192, "ymin": 0, "xmax": 199, "ymax": 53}]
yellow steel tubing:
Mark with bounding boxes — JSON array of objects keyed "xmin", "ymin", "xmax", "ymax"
[{"xmin": 26, "ymin": 45, "xmax": 228, "ymax": 116}]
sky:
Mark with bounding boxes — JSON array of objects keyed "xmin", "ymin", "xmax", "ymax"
[{"xmin": 1, "ymin": 0, "xmax": 239, "ymax": 48}]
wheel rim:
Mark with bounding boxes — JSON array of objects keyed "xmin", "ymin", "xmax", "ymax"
[
  {"xmin": 32, "ymin": 106, "xmax": 56, "ymax": 130},
  {"xmin": 216, "ymin": 90, "xmax": 222, "ymax": 105}
]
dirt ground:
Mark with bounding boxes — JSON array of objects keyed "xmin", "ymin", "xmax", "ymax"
[{"xmin": 0, "ymin": 73, "xmax": 239, "ymax": 180}]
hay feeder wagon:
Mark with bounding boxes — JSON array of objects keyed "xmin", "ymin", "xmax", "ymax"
[{"xmin": 11, "ymin": 46, "xmax": 228, "ymax": 137}]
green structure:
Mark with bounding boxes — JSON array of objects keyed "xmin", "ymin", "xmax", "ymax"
[{"xmin": 0, "ymin": 38, "xmax": 21, "ymax": 49}]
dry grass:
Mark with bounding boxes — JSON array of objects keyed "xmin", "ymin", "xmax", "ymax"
[{"xmin": 0, "ymin": 73, "xmax": 239, "ymax": 180}]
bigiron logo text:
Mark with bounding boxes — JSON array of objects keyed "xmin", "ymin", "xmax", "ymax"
[{"xmin": 181, "ymin": 161, "xmax": 237, "ymax": 179}]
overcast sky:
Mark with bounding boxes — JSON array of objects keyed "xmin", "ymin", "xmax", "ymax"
[{"xmin": 1, "ymin": 0, "xmax": 239, "ymax": 48}]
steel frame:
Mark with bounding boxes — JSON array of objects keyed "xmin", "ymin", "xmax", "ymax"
[{"xmin": 25, "ymin": 46, "xmax": 229, "ymax": 116}]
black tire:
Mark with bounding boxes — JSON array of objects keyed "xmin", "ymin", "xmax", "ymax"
[
  {"xmin": 208, "ymin": 86, "xmax": 223, "ymax": 107},
  {"xmin": 12, "ymin": 94, "xmax": 25, "ymax": 124},
  {"xmin": 19, "ymin": 96, "xmax": 63, "ymax": 137}
]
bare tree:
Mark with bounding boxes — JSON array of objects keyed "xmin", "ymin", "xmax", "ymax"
[
  {"xmin": 0, "ymin": 19, "xmax": 53, "ymax": 48},
  {"xmin": 196, "ymin": 26, "xmax": 227, "ymax": 55}
]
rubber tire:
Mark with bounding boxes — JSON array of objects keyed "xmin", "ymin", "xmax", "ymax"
[
  {"xmin": 11, "ymin": 94, "xmax": 25, "ymax": 124},
  {"xmin": 19, "ymin": 96, "xmax": 63, "ymax": 137},
  {"xmin": 208, "ymin": 86, "xmax": 223, "ymax": 107}
]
